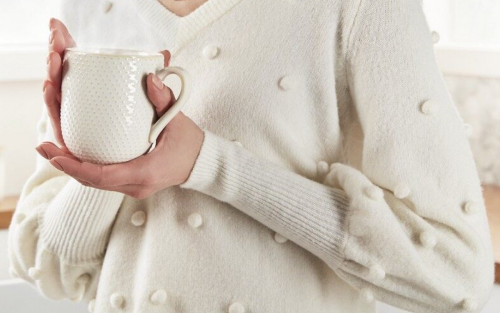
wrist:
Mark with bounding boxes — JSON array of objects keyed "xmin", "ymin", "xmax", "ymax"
[
  {"xmin": 178, "ymin": 130, "xmax": 227, "ymax": 191},
  {"xmin": 176, "ymin": 124, "xmax": 205, "ymax": 186}
]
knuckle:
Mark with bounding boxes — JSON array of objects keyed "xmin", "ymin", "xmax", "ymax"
[
  {"xmin": 129, "ymin": 189, "xmax": 148, "ymax": 199},
  {"xmin": 128, "ymin": 191, "xmax": 139, "ymax": 198},
  {"xmin": 43, "ymin": 81, "xmax": 52, "ymax": 95},
  {"xmin": 165, "ymin": 87, "xmax": 173, "ymax": 102},
  {"xmin": 125, "ymin": 190, "xmax": 136, "ymax": 198},
  {"xmin": 48, "ymin": 50, "xmax": 57, "ymax": 60},
  {"xmin": 42, "ymin": 79, "xmax": 50, "ymax": 91},
  {"xmin": 78, "ymin": 180, "xmax": 91, "ymax": 187}
]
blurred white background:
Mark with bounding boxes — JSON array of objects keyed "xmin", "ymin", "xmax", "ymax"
[
  {"xmin": 423, "ymin": 0, "xmax": 500, "ymax": 47},
  {"xmin": 0, "ymin": 0, "xmax": 499, "ymax": 312}
]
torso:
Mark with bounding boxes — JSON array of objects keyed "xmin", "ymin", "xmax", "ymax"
[{"xmin": 56, "ymin": 0, "xmax": 374, "ymax": 312}]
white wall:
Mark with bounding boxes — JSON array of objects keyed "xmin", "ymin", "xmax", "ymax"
[{"xmin": 0, "ymin": 80, "xmax": 43, "ymax": 197}]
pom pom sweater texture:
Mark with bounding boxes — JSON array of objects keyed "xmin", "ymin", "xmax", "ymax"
[{"xmin": 8, "ymin": 0, "xmax": 495, "ymax": 312}]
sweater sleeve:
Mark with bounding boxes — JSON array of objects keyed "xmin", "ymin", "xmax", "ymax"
[
  {"xmin": 338, "ymin": 0, "xmax": 495, "ymax": 310},
  {"xmin": 7, "ymin": 106, "xmax": 125, "ymax": 304},
  {"xmin": 179, "ymin": 1, "xmax": 495, "ymax": 312}
]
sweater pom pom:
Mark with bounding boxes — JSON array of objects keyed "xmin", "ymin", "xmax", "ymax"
[
  {"xmin": 360, "ymin": 288, "xmax": 374, "ymax": 303},
  {"xmin": 364, "ymin": 185, "xmax": 383, "ymax": 200},
  {"xmin": 369, "ymin": 264, "xmax": 386, "ymax": 281},
  {"xmin": 150, "ymin": 289, "xmax": 168, "ymax": 305},
  {"xmin": 461, "ymin": 297, "xmax": 478, "ymax": 311},
  {"xmin": 394, "ymin": 183, "xmax": 411, "ymax": 199},
  {"xmin": 28, "ymin": 267, "xmax": 41, "ymax": 280},
  {"xmin": 419, "ymin": 231, "xmax": 437, "ymax": 249},
  {"xmin": 110, "ymin": 293, "xmax": 124, "ymax": 308},
  {"xmin": 317, "ymin": 161, "xmax": 329, "ymax": 176}
]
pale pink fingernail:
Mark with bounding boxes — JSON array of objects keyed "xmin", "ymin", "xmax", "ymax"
[
  {"xmin": 151, "ymin": 74, "xmax": 164, "ymax": 90},
  {"xmin": 35, "ymin": 147, "xmax": 48, "ymax": 159},
  {"xmin": 49, "ymin": 32, "xmax": 53, "ymax": 44}
]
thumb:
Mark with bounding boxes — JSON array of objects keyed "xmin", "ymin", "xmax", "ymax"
[{"xmin": 147, "ymin": 73, "xmax": 176, "ymax": 116}]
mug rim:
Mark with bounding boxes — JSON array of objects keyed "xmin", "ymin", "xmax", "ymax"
[{"xmin": 66, "ymin": 47, "xmax": 163, "ymax": 58}]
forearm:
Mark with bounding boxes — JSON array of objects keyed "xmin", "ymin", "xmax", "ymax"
[
  {"xmin": 8, "ymin": 109, "xmax": 124, "ymax": 302},
  {"xmin": 40, "ymin": 178, "xmax": 125, "ymax": 262},
  {"xmin": 180, "ymin": 126, "xmax": 493, "ymax": 313},
  {"xmin": 180, "ymin": 130, "xmax": 350, "ymax": 268}
]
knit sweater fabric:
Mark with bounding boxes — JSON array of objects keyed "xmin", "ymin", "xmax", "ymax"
[{"xmin": 8, "ymin": 0, "xmax": 495, "ymax": 312}]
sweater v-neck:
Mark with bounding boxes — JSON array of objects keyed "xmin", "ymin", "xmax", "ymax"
[{"xmin": 137, "ymin": 0, "xmax": 244, "ymax": 54}]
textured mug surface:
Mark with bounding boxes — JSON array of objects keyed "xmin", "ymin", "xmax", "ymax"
[{"xmin": 60, "ymin": 48, "xmax": 190, "ymax": 164}]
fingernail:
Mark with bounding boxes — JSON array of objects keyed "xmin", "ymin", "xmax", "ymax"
[
  {"xmin": 49, "ymin": 31, "xmax": 53, "ymax": 44},
  {"xmin": 151, "ymin": 74, "xmax": 164, "ymax": 90},
  {"xmin": 50, "ymin": 159, "xmax": 63, "ymax": 171},
  {"xmin": 35, "ymin": 146, "xmax": 48, "ymax": 159},
  {"xmin": 42, "ymin": 81, "xmax": 48, "ymax": 92},
  {"xmin": 46, "ymin": 54, "xmax": 50, "ymax": 64}
]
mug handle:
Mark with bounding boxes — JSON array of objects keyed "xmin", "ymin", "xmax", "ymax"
[{"xmin": 148, "ymin": 66, "xmax": 191, "ymax": 144}]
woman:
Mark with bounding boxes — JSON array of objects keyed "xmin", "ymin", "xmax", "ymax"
[{"xmin": 8, "ymin": 0, "xmax": 495, "ymax": 312}]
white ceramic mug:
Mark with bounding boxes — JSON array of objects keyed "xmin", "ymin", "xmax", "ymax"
[{"xmin": 60, "ymin": 47, "xmax": 191, "ymax": 164}]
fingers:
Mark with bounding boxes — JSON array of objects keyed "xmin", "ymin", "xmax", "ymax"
[
  {"xmin": 49, "ymin": 153, "xmax": 154, "ymax": 187},
  {"xmin": 147, "ymin": 73, "xmax": 175, "ymax": 116},
  {"xmin": 46, "ymin": 18, "xmax": 74, "ymax": 148},
  {"xmin": 36, "ymin": 142, "xmax": 79, "ymax": 161},
  {"xmin": 46, "ymin": 51, "xmax": 62, "ymax": 90},
  {"xmin": 76, "ymin": 180, "xmax": 154, "ymax": 199},
  {"xmin": 148, "ymin": 50, "xmax": 174, "ymax": 116},
  {"xmin": 49, "ymin": 18, "xmax": 76, "ymax": 49},
  {"xmin": 49, "ymin": 29, "xmax": 67, "ymax": 56},
  {"xmin": 160, "ymin": 50, "xmax": 171, "ymax": 67},
  {"xmin": 48, "ymin": 19, "xmax": 75, "ymax": 91},
  {"xmin": 49, "ymin": 157, "xmax": 108, "ymax": 186},
  {"xmin": 42, "ymin": 81, "xmax": 65, "ymax": 146},
  {"xmin": 45, "ymin": 153, "xmax": 155, "ymax": 199}
]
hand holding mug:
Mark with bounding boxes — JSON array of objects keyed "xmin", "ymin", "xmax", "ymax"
[{"xmin": 37, "ymin": 18, "xmax": 204, "ymax": 198}]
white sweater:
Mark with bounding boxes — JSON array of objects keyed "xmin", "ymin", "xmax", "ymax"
[{"xmin": 8, "ymin": 0, "xmax": 495, "ymax": 312}]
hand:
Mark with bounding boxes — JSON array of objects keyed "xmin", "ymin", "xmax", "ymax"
[
  {"xmin": 36, "ymin": 20, "xmax": 205, "ymax": 199},
  {"xmin": 43, "ymin": 18, "xmax": 76, "ymax": 150}
]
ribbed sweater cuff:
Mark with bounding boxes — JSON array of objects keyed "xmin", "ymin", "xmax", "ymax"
[
  {"xmin": 180, "ymin": 130, "xmax": 350, "ymax": 268},
  {"xmin": 39, "ymin": 179, "xmax": 124, "ymax": 263}
]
